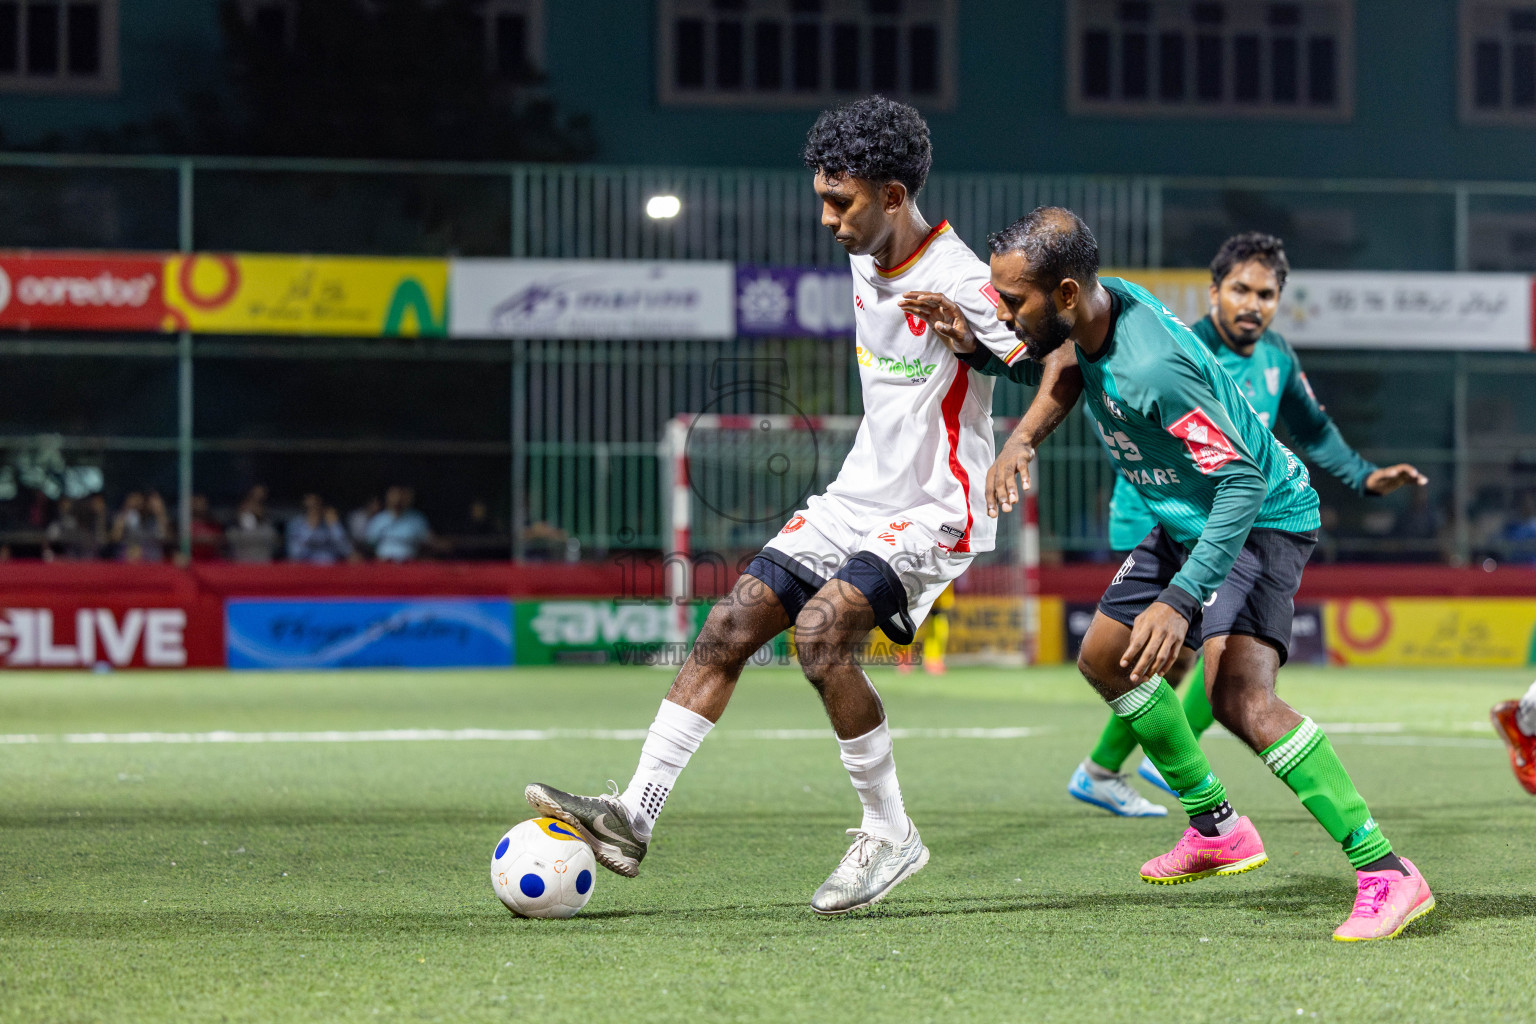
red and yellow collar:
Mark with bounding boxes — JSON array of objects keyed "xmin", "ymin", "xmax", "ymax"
[{"xmin": 874, "ymin": 220, "xmax": 951, "ymax": 279}]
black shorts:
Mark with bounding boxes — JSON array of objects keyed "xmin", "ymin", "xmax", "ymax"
[{"xmin": 1097, "ymin": 525, "xmax": 1317, "ymax": 665}]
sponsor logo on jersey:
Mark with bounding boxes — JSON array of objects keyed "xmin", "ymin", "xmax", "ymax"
[
  {"xmin": 905, "ymin": 312, "xmax": 927, "ymax": 337},
  {"xmin": 1264, "ymin": 366, "xmax": 1281, "ymax": 395},
  {"xmin": 1102, "ymin": 390, "xmax": 1126, "ymax": 421},
  {"xmin": 939, "ymin": 524, "xmax": 965, "ymax": 538},
  {"xmin": 1111, "ymin": 554, "xmax": 1136, "ymax": 586},
  {"xmin": 878, "ymin": 531, "xmax": 897, "ymax": 545},
  {"xmin": 888, "ymin": 521, "xmax": 912, "ymax": 531},
  {"xmin": 858, "ymin": 350, "xmax": 938, "ymax": 383},
  {"xmin": 1167, "ymin": 408, "xmax": 1240, "ymax": 474},
  {"xmin": 979, "ymin": 282, "xmax": 1001, "ymax": 308},
  {"xmin": 1119, "ymin": 466, "xmax": 1182, "ymax": 486},
  {"xmin": 781, "ymin": 515, "xmax": 806, "ymax": 533}
]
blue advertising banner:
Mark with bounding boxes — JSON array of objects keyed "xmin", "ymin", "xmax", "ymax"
[
  {"xmin": 736, "ymin": 266, "xmax": 854, "ymax": 337},
  {"xmin": 226, "ymin": 598, "xmax": 513, "ymax": 669}
]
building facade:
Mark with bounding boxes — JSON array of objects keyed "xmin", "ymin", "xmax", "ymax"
[{"xmin": 0, "ymin": 1, "xmax": 1532, "ymax": 180}]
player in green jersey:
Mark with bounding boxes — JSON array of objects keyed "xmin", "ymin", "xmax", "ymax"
[
  {"xmin": 1071, "ymin": 233, "xmax": 1428, "ymax": 816},
  {"xmin": 981, "ymin": 208, "xmax": 1434, "ymax": 941}
]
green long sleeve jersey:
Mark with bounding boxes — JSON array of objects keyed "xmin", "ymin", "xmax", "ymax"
[
  {"xmin": 1081, "ymin": 278, "xmax": 1320, "ymax": 606},
  {"xmin": 1190, "ymin": 315, "xmax": 1377, "ymax": 494}
]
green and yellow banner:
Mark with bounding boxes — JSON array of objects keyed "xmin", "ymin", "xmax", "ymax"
[{"xmin": 158, "ymin": 254, "xmax": 448, "ymax": 337}]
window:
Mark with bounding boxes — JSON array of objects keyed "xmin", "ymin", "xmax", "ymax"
[
  {"xmin": 0, "ymin": 0, "xmax": 116, "ymax": 93},
  {"xmin": 481, "ymin": 0, "xmax": 543, "ymax": 81},
  {"xmin": 1461, "ymin": 1, "xmax": 1536, "ymax": 124},
  {"xmin": 658, "ymin": 0, "xmax": 956, "ymax": 109},
  {"xmin": 236, "ymin": 0, "xmax": 296, "ymax": 50},
  {"xmin": 1067, "ymin": 0, "xmax": 1352, "ymax": 120}
]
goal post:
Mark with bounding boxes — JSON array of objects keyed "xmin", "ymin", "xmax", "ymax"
[{"xmin": 661, "ymin": 413, "xmax": 1041, "ymax": 665}]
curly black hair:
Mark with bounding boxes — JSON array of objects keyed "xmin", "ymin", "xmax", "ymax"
[
  {"xmin": 987, "ymin": 207, "xmax": 1100, "ymax": 291},
  {"xmin": 1210, "ymin": 232, "xmax": 1289, "ymax": 290},
  {"xmin": 801, "ymin": 95, "xmax": 932, "ymax": 197}
]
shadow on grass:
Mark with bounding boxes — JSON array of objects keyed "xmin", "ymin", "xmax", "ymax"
[{"xmin": 8, "ymin": 883, "xmax": 1526, "ymax": 938}]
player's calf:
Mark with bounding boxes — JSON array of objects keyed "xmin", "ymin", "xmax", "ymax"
[{"xmin": 1078, "ymin": 613, "xmax": 1259, "ymax": 872}]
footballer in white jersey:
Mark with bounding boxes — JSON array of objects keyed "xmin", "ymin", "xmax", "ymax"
[
  {"xmin": 761, "ymin": 219, "xmax": 1040, "ymax": 641},
  {"xmin": 523, "ymin": 96, "xmax": 1080, "ymax": 919}
]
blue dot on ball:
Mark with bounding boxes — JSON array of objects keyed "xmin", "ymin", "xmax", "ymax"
[
  {"xmin": 518, "ymin": 873, "xmax": 546, "ymax": 898},
  {"xmin": 494, "ymin": 837, "xmax": 510, "ymax": 860},
  {"xmin": 575, "ymin": 869, "xmax": 593, "ymax": 895}
]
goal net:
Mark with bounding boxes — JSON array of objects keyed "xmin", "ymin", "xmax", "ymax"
[{"xmin": 662, "ymin": 413, "xmax": 1040, "ymax": 666}]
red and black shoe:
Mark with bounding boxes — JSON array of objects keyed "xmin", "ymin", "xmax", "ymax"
[{"xmin": 1491, "ymin": 701, "xmax": 1536, "ymax": 796}]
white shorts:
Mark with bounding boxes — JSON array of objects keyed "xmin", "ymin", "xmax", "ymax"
[{"xmin": 756, "ymin": 490, "xmax": 974, "ymax": 641}]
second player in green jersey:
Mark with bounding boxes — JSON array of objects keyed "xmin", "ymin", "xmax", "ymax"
[
  {"xmin": 1079, "ymin": 234, "xmax": 1426, "ymax": 816},
  {"xmin": 980, "ymin": 207, "xmax": 1434, "ymax": 941}
]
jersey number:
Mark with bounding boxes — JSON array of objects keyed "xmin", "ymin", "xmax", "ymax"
[{"xmin": 1095, "ymin": 421, "xmax": 1143, "ymax": 461}]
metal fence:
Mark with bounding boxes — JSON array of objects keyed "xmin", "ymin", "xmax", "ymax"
[{"xmin": 2, "ymin": 153, "xmax": 1535, "ymax": 565}]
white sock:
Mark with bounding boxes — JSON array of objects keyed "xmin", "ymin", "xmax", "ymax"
[
  {"xmin": 1517, "ymin": 680, "xmax": 1536, "ymax": 736},
  {"xmin": 837, "ymin": 719, "xmax": 909, "ymax": 842},
  {"xmin": 619, "ymin": 699, "xmax": 714, "ymax": 839}
]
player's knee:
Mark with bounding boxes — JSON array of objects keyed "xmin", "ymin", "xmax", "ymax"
[{"xmin": 692, "ymin": 598, "xmax": 764, "ymax": 668}]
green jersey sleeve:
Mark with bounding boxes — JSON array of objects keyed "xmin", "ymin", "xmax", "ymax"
[
  {"xmin": 1134, "ymin": 358, "xmax": 1270, "ymax": 609},
  {"xmin": 1273, "ymin": 334, "xmax": 1378, "ymax": 495},
  {"xmin": 961, "ymin": 346, "xmax": 1043, "ymax": 385}
]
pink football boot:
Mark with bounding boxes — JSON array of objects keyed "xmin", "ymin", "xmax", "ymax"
[
  {"xmin": 1140, "ymin": 815, "xmax": 1268, "ymax": 884},
  {"xmin": 1332, "ymin": 857, "xmax": 1435, "ymax": 942}
]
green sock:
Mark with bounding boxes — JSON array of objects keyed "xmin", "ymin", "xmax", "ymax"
[
  {"xmin": 1262, "ymin": 717, "xmax": 1393, "ymax": 869},
  {"xmin": 1108, "ymin": 677, "xmax": 1227, "ymax": 818},
  {"xmin": 1088, "ymin": 713, "xmax": 1140, "ymax": 773},
  {"xmin": 1181, "ymin": 656, "xmax": 1216, "ymax": 737}
]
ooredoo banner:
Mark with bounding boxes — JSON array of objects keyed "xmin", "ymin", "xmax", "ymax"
[
  {"xmin": 450, "ymin": 259, "xmax": 735, "ymax": 339},
  {"xmin": 0, "ymin": 252, "xmax": 168, "ymax": 332},
  {"xmin": 163, "ymin": 254, "xmax": 448, "ymax": 336}
]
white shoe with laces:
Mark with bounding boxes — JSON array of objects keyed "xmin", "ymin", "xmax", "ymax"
[{"xmin": 809, "ymin": 818, "xmax": 929, "ymax": 916}]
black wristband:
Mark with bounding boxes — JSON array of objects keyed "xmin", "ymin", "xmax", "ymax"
[{"xmin": 1155, "ymin": 584, "xmax": 1201, "ymax": 624}]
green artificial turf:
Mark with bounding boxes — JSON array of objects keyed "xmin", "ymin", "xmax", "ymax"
[{"xmin": 1, "ymin": 664, "xmax": 1533, "ymax": 1023}]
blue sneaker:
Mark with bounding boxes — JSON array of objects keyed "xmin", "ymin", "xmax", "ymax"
[
  {"xmin": 1136, "ymin": 755, "xmax": 1179, "ymax": 797},
  {"xmin": 1068, "ymin": 761, "xmax": 1167, "ymax": 817}
]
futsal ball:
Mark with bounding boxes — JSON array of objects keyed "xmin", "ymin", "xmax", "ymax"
[{"xmin": 490, "ymin": 817, "xmax": 596, "ymax": 919}]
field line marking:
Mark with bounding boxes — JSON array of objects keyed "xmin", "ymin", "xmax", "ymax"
[{"xmin": 0, "ymin": 726, "xmax": 1049, "ymax": 745}]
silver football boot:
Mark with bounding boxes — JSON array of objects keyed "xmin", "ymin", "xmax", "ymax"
[
  {"xmin": 810, "ymin": 818, "xmax": 929, "ymax": 915},
  {"xmin": 524, "ymin": 782, "xmax": 648, "ymax": 878}
]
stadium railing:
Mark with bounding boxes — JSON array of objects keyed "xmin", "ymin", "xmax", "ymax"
[{"xmin": 2, "ymin": 153, "xmax": 1536, "ymax": 565}]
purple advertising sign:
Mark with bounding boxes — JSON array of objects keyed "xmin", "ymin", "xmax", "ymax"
[{"xmin": 736, "ymin": 266, "xmax": 855, "ymax": 337}]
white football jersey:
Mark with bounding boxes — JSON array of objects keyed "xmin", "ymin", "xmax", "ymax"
[{"xmin": 826, "ymin": 220, "xmax": 1032, "ymax": 554}]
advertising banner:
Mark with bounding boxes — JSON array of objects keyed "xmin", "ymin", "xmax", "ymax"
[
  {"xmin": 1103, "ymin": 268, "xmax": 1212, "ymax": 329},
  {"xmin": 163, "ymin": 254, "xmax": 448, "ymax": 337},
  {"xmin": 0, "ymin": 252, "xmax": 168, "ymax": 332},
  {"xmin": 1276, "ymin": 271, "xmax": 1533, "ymax": 350},
  {"xmin": 1325, "ymin": 598, "xmax": 1536, "ymax": 667},
  {"xmin": 451, "ymin": 259, "xmax": 735, "ymax": 339},
  {"xmin": 942, "ymin": 596, "xmax": 1065, "ymax": 665},
  {"xmin": 514, "ymin": 600, "xmax": 700, "ymax": 665},
  {"xmin": 0, "ymin": 600, "xmax": 223, "ymax": 668},
  {"xmin": 226, "ymin": 598, "xmax": 512, "ymax": 669},
  {"xmin": 736, "ymin": 266, "xmax": 855, "ymax": 337}
]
